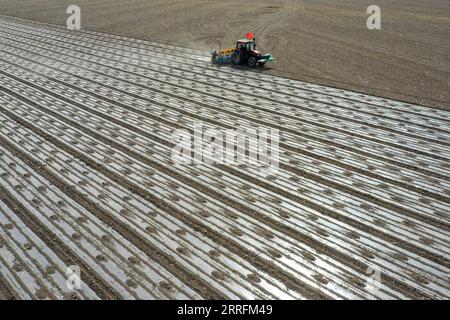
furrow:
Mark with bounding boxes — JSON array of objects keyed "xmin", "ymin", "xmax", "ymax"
[
  {"xmin": 1, "ymin": 23, "xmax": 449, "ymax": 141},
  {"xmin": 2, "ymin": 50, "xmax": 449, "ymax": 182},
  {"xmin": 3, "ymin": 94, "xmax": 449, "ymax": 298},
  {"xmin": 0, "ymin": 100, "xmax": 348, "ymax": 300},
  {"xmin": 1, "ymin": 68, "xmax": 449, "ymax": 236},
  {"xmin": 1, "ymin": 34, "xmax": 449, "ymax": 159},
  {"xmin": 1, "ymin": 15, "xmax": 449, "ymax": 300},
  {"xmin": 1, "ymin": 15, "xmax": 449, "ymax": 124},
  {"xmin": 0, "ymin": 185, "xmax": 121, "ymax": 300},
  {"xmin": 0, "ymin": 137, "xmax": 229, "ymax": 300},
  {"xmin": 0, "ymin": 274, "xmax": 17, "ymax": 300},
  {"xmin": 0, "ymin": 89, "xmax": 442, "ymax": 294},
  {"xmin": 1, "ymin": 58, "xmax": 449, "ymax": 202}
]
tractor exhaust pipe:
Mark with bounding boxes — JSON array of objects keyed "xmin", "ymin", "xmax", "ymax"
[{"xmin": 253, "ymin": 37, "xmax": 256, "ymax": 49}]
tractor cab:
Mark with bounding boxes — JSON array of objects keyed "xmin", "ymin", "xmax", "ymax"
[{"xmin": 233, "ymin": 39, "xmax": 261, "ymax": 67}]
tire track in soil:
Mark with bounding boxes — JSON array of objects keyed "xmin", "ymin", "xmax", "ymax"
[
  {"xmin": 0, "ymin": 99, "xmax": 330, "ymax": 300},
  {"xmin": 1, "ymin": 68, "xmax": 449, "ymax": 229},
  {"xmin": 3, "ymin": 39, "xmax": 448, "ymax": 162},
  {"xmin": 0, "ymin": 195, "xmax": 89, "ymax": 300},
  {"xmin": 0, "ymin": 139, "xmax": 229, "ymax": 300},
  {"xmin": 0, "ymin": 186, "xmax": 120, "ymax": 300},
  {"xmin": 0, "ymin": 90, "xmax": 442, "ymax": 300}
]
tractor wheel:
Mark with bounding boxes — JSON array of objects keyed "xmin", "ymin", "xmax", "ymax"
[
  {"xmin": 232, "ymin": 52, "xmax": 241, "ymax": 65},
  {"xmin": 248, "ymin": 57, "xmax": 257, "ymax": 68}
]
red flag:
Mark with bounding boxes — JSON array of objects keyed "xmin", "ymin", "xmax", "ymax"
[{"xmin": 245, "ymin": 32, "xmax": 254, "ymax": 40}]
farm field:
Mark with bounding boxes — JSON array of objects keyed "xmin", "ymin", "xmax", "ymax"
[
  {"xmin": 0, "ymin": 16, "xmax": 449, "ymax": 300},
  {"xmin": 0, "ymin": 0, "xmax": 449, "ymax": 110}
]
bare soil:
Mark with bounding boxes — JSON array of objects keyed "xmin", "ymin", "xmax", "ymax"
[{"xmin": 0, "ymin": 0, "xmax": 449, "ymax": 110}]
